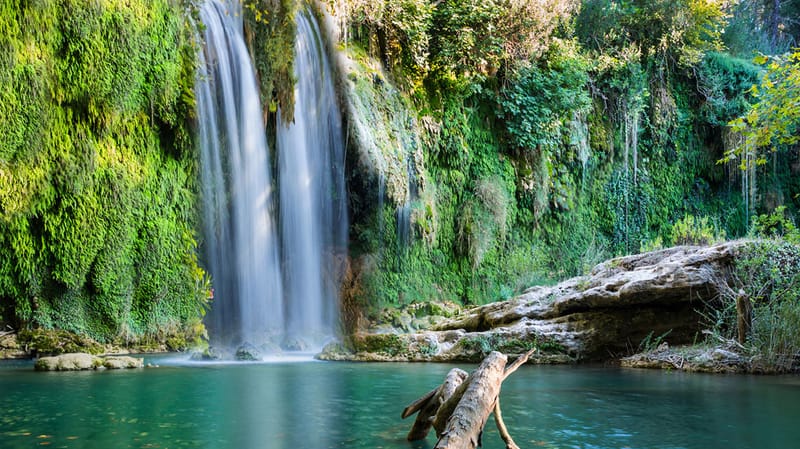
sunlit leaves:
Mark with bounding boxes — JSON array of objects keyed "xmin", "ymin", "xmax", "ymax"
[
  {"xmin": 577, "ymin": 0, "xmax": 727, "ymax": 68},
  {"xmin": 727, "ymin": 51, "xmax": 800, "ymax": 166},
  {"xmin": 0, "ymin": 1, "xmax": 206, "ymax": 340}
]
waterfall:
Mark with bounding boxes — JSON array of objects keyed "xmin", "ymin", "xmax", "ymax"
[
  {"xmin": 276, "ymin": 7, "xmax": 348, "ymax": 349},
  {"xmin": 196, "ymin": 1, "xmax": 346, "ymax": 355},
  {"xmin": 196, "ymin": 0, "xmax": 284, "ymax": 349}
]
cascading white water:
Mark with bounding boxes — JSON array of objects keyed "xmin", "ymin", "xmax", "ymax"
[
  {"xmin": 276, "ymin": 7, "xmax": 348, "ymax": 349},
  {"xmin": 196, "ymin": 1, "xmax": 346, "ymax": 354},
  {"xmin": 196, "ymin": 0, "xmax": 284, "ymax": 348}
]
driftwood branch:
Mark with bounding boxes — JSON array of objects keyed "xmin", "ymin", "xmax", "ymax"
[
  {"xmin": 402, "ymin": 387, "xmax": 438, "ymax": 419},
  {"xmin": 402, "ymin": 350, "xmax": 533, "ymax": 449},
  {"xmin": 435, "ymin": 352, "xmax": 507, "ymax": 449},
  {"xmin": 494, "ymin": 397, "xmax": 520, "ymax": 449},
  {"xmin": 503, "ymin": 348, "xmax": 536, "ymax": 380}
]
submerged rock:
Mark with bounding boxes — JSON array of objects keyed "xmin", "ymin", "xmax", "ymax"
[
  {"xmin": 321, "ymin": 242, "xmax": 748, "ymax": 363},
  {"xmin": 190, "ymin": 346, "xmax": 222, "ymax": 361},
  {"xmin": 281, "ymin": 338, "xmax": 309, "ymax": 352},
  {"xmin": 34, "ymin": 353, "xmax": 145, "ymax": 371}
]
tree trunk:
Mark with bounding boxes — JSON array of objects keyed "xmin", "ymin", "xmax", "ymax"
[
  {"xmin": 768, "ymin": 0, "xmax": 782, "ymax": 49},
  {"xmin": 402, "ymin": 349, "xmax": 535, "ymax": 449},
  {"xmin": 434, "ymin": 352, "xmax": 507, "ymax": 449},
  {"xmin": 736, "ymin": 289, "xmax": 752, "ymax": 345},
  {"xmin": 405, "ymin": 368, "xmax": 468, "ymax": 441}
]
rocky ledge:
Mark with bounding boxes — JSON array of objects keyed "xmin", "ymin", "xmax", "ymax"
[
  {"xmin": 320, "ymin": 241, "xmax": 747, "ymax": 363},
  {"xmin": 34, "ymin": 353, "xmax": 145, "ymax": 371}
]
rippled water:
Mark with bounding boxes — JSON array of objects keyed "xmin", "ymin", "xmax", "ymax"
[{"xmin": 1, "ymin": 358, "xmax": 798, "ymax": 449}]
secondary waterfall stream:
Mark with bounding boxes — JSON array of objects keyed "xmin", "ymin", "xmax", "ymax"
[
  {"xmin": 277, "ymin": 7, "xmax": 348, "ymax": 348},
  {"xmin": 196, "ymin": 1, "xmax": 346, "ymax": 354}
]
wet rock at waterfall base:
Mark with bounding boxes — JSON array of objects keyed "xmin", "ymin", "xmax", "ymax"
[
  {"xmin": 102, "ymin": 356, "xmax": 145, "ymax": 369},
  {"xmin": 281, "ymin": 337, "xmax": 309, "ymax": 352},
  {"xmin": 235, "ymin": 343, "xmax": 262, "ymax": 361},
  {"xmin": 190, "ymin": 346, "xmax": 223, "ymax": 361}
]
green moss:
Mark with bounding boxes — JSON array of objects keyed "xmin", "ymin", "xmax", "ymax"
[
  {"xmin": 352, "ymin": 333, "xmax": 406, "ymax": 356},
  {"xmin": 245, "ymin": 0, "xmax": 296, "ymax": 122},
  {"xmin": 454, "ymin": 334, "xmax": 563, "ymax": 361},
  {"xmin": 0, "ymin": 1, "xmax": 208, "ymax": 343},
  {"xmin": 17, "ymin": 328, "xmax": 104, "ymax": 356}
]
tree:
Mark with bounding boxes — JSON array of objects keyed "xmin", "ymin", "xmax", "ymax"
[
  {"xmin": 727, "ymin": 51, "xmax": 800, "ymax": 166},
  {"xmin": 577, "ymin": 0, "xmax": 727, "ymax": 68}
]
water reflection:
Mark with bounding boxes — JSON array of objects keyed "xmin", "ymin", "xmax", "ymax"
[{"xmin": 1, "ymin": 360, "xmax": 799, "ymax": 449}]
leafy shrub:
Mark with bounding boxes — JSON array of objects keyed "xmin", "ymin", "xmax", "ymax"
[
  {"xmin": 727, "ymin": 240, "xmax": 800, "ymax": 372},
  {"xmin": 497, "ymin": 40, "xmax": 590, "ymax": 155},
  {"xmin": 670, "ymin": 215, "xmax": 725, "ymax": 246},
  {"xmin": 751, "ymin": 206, "xmax": 800, "ymax": 244},
  {"xmin": 727, "ymin": 51, "xmax": 800, "ymax": 164},
  {"xmin": 696, "ymin": 51, "xmax": 760, "ymax": 126},
  {"xmin": 577, "ymin": 0, "xmax": 726, "ymax": 68}
]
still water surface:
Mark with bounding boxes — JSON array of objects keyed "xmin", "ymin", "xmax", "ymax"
[{"xmin": 1, "ymin": 357, "xmax": 798, "ymax": 449}]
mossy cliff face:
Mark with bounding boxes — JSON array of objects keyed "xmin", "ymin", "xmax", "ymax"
[
  {"xmin": 328, "ymin": 0, "xmax": 798, "ymax": 325},
  {"xmin": 0, "ymin": 0, "xmax": 207, "ymax": 343}
]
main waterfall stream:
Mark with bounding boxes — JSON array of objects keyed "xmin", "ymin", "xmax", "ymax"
[{"xmin": 196, "ymin": 1, "xmax": 345, "ymax": 352}]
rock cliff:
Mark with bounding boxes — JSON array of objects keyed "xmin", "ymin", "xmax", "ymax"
[{"xmin": 320, "ymin": 242, "xmax": 746, "ymax": 362}]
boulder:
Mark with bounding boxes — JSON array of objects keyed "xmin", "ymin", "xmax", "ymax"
[
  {"xmin": 321, "ymin": 241, "xmax": 748, "ymax": 363},
  {"xmin": 102, "ymin": 356, "xmax": 144, "ymax": 369},
  {"xmin": 35, "ymin": 353, "xmax": 101, "ymax": 371},
  {"xmin": 235, "ymin": 343, "xmax": 262, "ymax": 361},
  {"xmin": 34, "ymin": 353, "xmax": 144, "ymax": 371},
  {"xmin": 0, "ymin": 332, "xmax": 27, "ymax": 359}
]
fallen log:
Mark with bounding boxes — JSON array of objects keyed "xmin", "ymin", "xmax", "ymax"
[
  {"xmin": 405, "ymin": 368, "xmax": 468, "ymax": 441},
  {"xmin": 402, "ymin": 349, "xmax": 535, "ymax": 449}
]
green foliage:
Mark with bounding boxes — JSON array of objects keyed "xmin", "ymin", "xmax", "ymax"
[
  {"xmin": 725, "ymin": 240, "xmax": 800, "ymax": 372},
  {"xmin": 456, "ymin": 333, "xmax": 564, "ymax": 360},
  {"xmin": 457, "ymin": 177, "xmax": 510, "ymax": 269},
  {"xmin": 670, "ymin": 214, "xmax": 725, "ymax": 246},
  {"xmin": 351, "ymin": 333, "xmax": 406, "ymax": 356},
  {"xmin": 723, "ymin": 0, "xmax": 800, "ymax": 56},
  {"xmin": 728, "ymin": 51, "xmax": 800, "ymax": 165},
  {"xmin": 245, "ymin": 0, "xmax": 296, "ymax": 121},
  {"xmin": 17, "ymin": 328, "xmax": 104, "ymax": 356},
  {"xmin": 0, "ymin": 1, "xmax": 207, "ymax": 343},
  {"xmin": 696, "ymin": 52, "xmax": 761, "ymax": 126},
  {"xmin": 638, "ymin": 329, "xmax": 672, "ymax": 352},
  {"xmin": 577, "ymin": 0, "xmax": 727, "ymax": 69},
  {"xmin": 497, "ymin": 40, "xmax": 591, "ymax": 155},
  {"xmin": 429, "ymin": 0, "xmax": 506, "ymax": 87},
  {"xmin": 751, "ymin": 206, "xmax": 800, "ymax": 244}
]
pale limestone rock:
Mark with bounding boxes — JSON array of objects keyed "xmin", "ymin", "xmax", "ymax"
[
  {"xmin": 102, "ymin": 356, "xmax": 144, "ymax": 369},
  {"xmin": 35, "ymin": 353, "xmax": 101, "ymax": 371},
  {"xmin": 321, "ymin": 241, "xmax": 748, "ymax": 363},
  {"xmin": 34, "ymin": 353, "xmax": 144, "ymax": 371}
]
